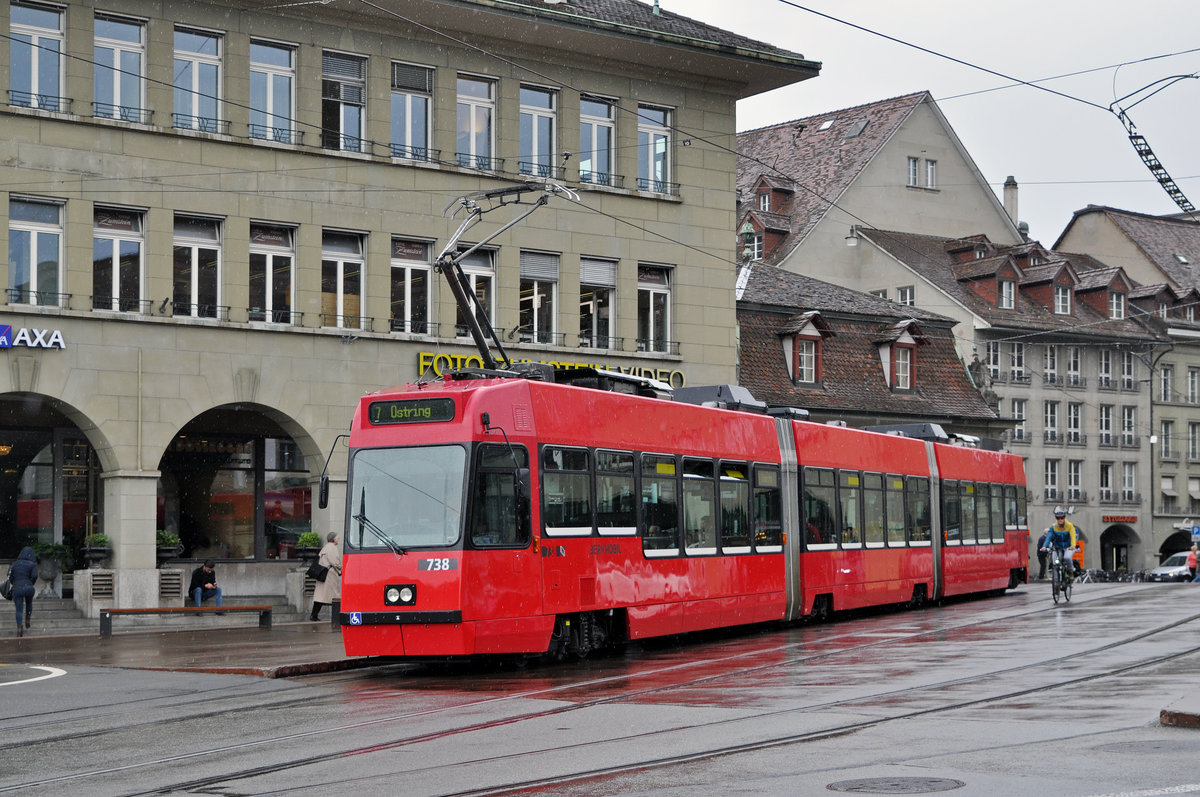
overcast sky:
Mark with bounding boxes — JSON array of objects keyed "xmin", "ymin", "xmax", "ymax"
[{"xmin": 652, "ymin": 0, "xmax": 1200, "ymax": 245}]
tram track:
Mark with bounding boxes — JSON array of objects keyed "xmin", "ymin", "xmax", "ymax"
[{"xmin": 1, "ymin": 584, "xmax": 1186, "ymax": 795}]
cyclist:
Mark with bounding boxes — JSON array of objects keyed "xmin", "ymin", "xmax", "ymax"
[{"xmin": 1041, "ymin": 507, "xmax": 1078, "ymax": 582}]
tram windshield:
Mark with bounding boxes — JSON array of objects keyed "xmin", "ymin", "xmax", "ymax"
[{"xmin": 346, "ymin": 445, "xmax": 466, "ymax": 550}]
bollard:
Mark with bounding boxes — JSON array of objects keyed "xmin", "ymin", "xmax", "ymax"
[{"xmin": 330, "ymin": 599, "xmax": 341, "ymax": 628}]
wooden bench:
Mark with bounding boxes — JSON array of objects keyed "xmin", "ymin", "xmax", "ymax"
[{"xmin": 99, "ymin": 605, "xmax": 273, "ymax": 637}]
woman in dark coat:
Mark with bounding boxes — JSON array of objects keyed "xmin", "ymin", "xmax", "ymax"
[{"xmin": 9, "ymin": 546, "xmax": 38, "ymax": 637}]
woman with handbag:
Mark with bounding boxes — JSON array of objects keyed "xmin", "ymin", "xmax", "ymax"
[
  {"xmin": 310, "ymin": 532, "xmax": 342, "ymax": 621},
  {"xmin": 10, "ymin": 546, "xmax": 38, "ymax": 637}
]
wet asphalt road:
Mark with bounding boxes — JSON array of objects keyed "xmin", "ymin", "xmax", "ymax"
[{"xmin": 2, "ymin": 581, "xmax": 1199, "ymax": 796}]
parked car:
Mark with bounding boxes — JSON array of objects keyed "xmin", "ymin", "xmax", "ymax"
[{"xmin": 1147, "ymin": 552, "xmax": 1192, "ymax": 582}]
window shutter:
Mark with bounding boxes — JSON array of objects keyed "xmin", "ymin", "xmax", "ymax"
[
  {"xmin": 580, "ymin": 257, "xmax": 616, "ymax": 287},
  {"xmin": 392, "ymin": 63, "xmax": 433, "ymax": 92},
  {"xmin": 323, "ymin": 52, "xmax": 364, "ymax": 80},
  {"xmin": 520, "ymin": 251, "xmax": 559, "ymax": 281}
]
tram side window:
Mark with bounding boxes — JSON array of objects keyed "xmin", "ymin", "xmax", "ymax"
[
  {"xmin": 803, "ymin": 467, "xmax": 837, "ymax": 547},
  {"xmin": 906, "ymin": 477, "xmax": 931, "ymax": 543},
  {"xmin": 862, "ymin": 472, "xmax": 885, "ymax": 546},
  {"xmin": 990, "ymin": 483, "xmax": 1005, "ymax": 542},
  {"xmin": 683, "ymin": 458, "xmax": 717, "ymax": 553},
  {"xmin": 753, "ymin": 465, "xmax": 782, "ymax": 549},
  {"xmin": 542, "ymin": 446, "xmax": 592, "ymax": 536},
  {"xmin": 470, "ymin": 444, "xmax": 531, "ymax": 548},
  {"xmin": 839, "ymin": 470, "xmax": 862, "ymax": 545},
  {"xmin": 942, "ymin": 479, "xmax": 961, "ymax": 544},
  {"xmin": 596, "ymin": 450, "xmax": 636, "ymax": 535},
  {"xmin": 641, "ymin": 453, "xmax": 678, "ymax": 555},
  {"xmin": 961, "ymin": 482, "xmax": 976, "ymax": 544},
  {"xmin": 1003, "ymin": 485, "xmax": 1019, "ymax": 527},
  {"xmin": 885, "ymin": 475, "xmax": 906, "ymax": 545},
  {"xmin": 1014, "ymin": 485, "xmax": 1028, "ymax": 528},
  {"xmin": 719, "ymin": 462, "xmax": 751, "ymax": 552},
  {"xmin": 975, "ymin": 483, "xmax": 991, "ymax": 544}
]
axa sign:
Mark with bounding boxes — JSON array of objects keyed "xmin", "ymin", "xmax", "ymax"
[{"xmin": 0, "ymin": 325, "xmax": 66, "ymax": 349}]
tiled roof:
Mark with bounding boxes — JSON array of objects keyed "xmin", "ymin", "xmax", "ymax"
[
  {"xmin": 1073, "ymin": 265, "xmax": 1123, "ymax": 292},
  {"xmin": 1056, "ymin": 206, "xmax": 1200, "ymax": 289},
  {"xmin": 736, "ymin": 263, "xmax": 996, "ymax": 420},
  {"xmin": 953, "ymin": 254, "xmax": 1017, "ymax": 281},
  {"xmin": 860, "ymin": 229, "xmax": 1161, "ymax": 343},
  {"xmin": 735, "ymin": 91, "xmax": 931, "ymax": 265},
  {"xmin": 1018, "ymin": 262, "xmax": 1070, "ymax": 286}
]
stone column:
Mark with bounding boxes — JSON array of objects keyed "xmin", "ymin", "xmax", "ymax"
[{"xmin": 101, "ymin": 469, "xmax": 161, "ymax": 608}]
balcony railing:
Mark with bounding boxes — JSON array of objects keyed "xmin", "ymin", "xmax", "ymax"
[
  {"xmin": 390, "ymin": 318, "xmax": 437, "ymax": 335},
  {"xmin": 92, "ymin": 103, "xmax": 153, "ymax": 124},
  {"xmin": 171, "ymin": 114, "xmax": 230, "ymax": 135},
  {"xmin": 247, "ymin": 308, "xmax": 303, "ymax": 325},
  {"xmin": 1010, "ymin": 371, "xmax": 1031, "ymax": 385},
  {"xmin": 1121, "ymin": 491, "xmax": 1141, "ymax": 504},
  {"xmin": 172, "ymin": 303, "xmax": 231, "ymax": 321},
  {"xmin": 1009, "ymin": 428, "xmax": 1030, "ymax": 445},
  {"xmin": 248, "ymin": 124, "xmax": 303, "ymax": 145},
  {"xmin": 1098, "ymin": 433, "xmax": 1116, "ymax": 448},
  {"xmin": 1065, "ymin": 374, "xmax": 1087, "ymax": 388},
  {"xmin": 579, "ymin": 334, "xmax": 623, "ymax": 350},
  {"xmin": 7, "ymin": 288, "xmax": 70, "ymax": 307},
  {"xmin": 455, "ymin": 153, "xmax": 504, "ymax": 171},
  {"xmin": 389, "ymin": 143, "xmax": 437, "ymax": 162},
  {"xmin": 1097, "ymin": 376, "xmax": 1115, "ymax": 391},
  {"xmin": 1044, "ymin": 488, "xmax": 1061, "ymax": 502},
  {"xmin": 579, "ymin": 171, "xmax": 624, "ymax": 188},
  {"xmin": 8, "ymin": 90, "xmax": 72, "ymax": 112},
  {"xmin": 1043, "ymin": 430, "xmax": 1062, "ymax": 445},
  {"xmin": 1043, "ymin": 373, "xmax": 1061, "ymax": 385},
  {"xmin": 92, "ymin": 296, "xmax": 153, "ymax": 313},
  {"xmin": 1067, "ymin": 490, "xmax": 1088, "ymax": 503},
  {"xmin": 518, "ymin": 329, "xmax": 566, "ymax": 346},
  {"xmin": 637, "ymin": 338, "xmax": 681, "ymax": 355},
  {"xmin": 636, "ymin": 177, "xmax": 681, "ymax": 196},
  {"xmin": 1121, "ymin": 436, "xmax": 1141, "ymax": 449},
  {"xmin": 1066, "ymin": 431, "xmax": 1087, "ymax": 446},
  {"xmin": 518, "ymin": 162, "xmax": 564, "ymax": 180},
  {"xmin": 1099, "ymin": 490, "xmax": 1118, "ymax": 505},
  {"xmin": 320, "ymin": 313, "xmax": 371, "ymax": 331}
]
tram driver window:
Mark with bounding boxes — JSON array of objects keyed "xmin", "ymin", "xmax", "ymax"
[{"xmin": 469, "ymin": 443, "xmax": 531, "ymax": 548}]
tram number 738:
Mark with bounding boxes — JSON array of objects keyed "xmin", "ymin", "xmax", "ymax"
[{"xmin": 418, "ymin": 558, "xmax": 459, "ymax": 571}]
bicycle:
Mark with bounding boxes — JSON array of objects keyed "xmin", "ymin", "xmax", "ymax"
[{"xmin": 1049, "ymin": 548, "xmax": 1074, "ymax": 603}]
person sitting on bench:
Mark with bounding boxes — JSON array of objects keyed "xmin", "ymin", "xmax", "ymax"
[{"xmin": 189, "ymin": 559, "xmax": 223, "ymax": 609}]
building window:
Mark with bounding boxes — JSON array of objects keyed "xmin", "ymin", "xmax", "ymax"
[
  {"xmin": 249, "ymin": 40, "xmax": 296, "ymax": 143},
  {"xmin": 389, "ymin": 63, "xmax": 432, "ymax": 160},
  {"xmin": 1054, "ymin": 285, "xmax": 1071, "ymax": 315},
  {"xmin": 1068, "ymin": 460, "xmax": 1083, "ymax": 501},
  {"xmin": 10, "ymin": 1, "xmax": 65, "ymax": 111},
  {"xmin": 1109, "ymin": 290, "xmax": 1126, "ymax": 319},
  {"xmin": 248, "ymin": 223, "xmax": 295, "ymax": 324},
  {"xmin": 1161, "ymin": 365, "xmax": 1175, "ymax": 402},
  {"xmin": 907, "ymin": 156, "xmax": 919, "ymax": 187},
  {"xmin": 1163, "ymin": 475, "xmax": 1178, "ymax": 513},
  {"xmin": 456, "ymin": 76, "xmax": 495, "ymax": 169},
  {"xmin": 1044, "ymin": 400, "xmax": 1059, "ymax": 441},
  {"xmin": 986, "ymin": 341, "xmax": 1002, "ymax": 379},
  {"xmin": 1121, "ymin": 351, "xmax": 1136, "ymax": 389},
  {"xmin": 389, "ymin": 238, "xmax": 430, "ymax": 334},
  {"xmin": 92, "ymin": 206, "xmax": 143, "ymax": 312},
  {"xmin": 1121, "ymin": 406, "xmax": 1137, "ymax": 446},
  {"xmin": 172, "ymin": 27, "xmax": 222, "ymax": 132},
  {"xmin": 998, "ymin": 279, "xmax": 1014, "ymax": 309},
  {"xmin": 1067, "ymin": 402, "xmax": 1082, "ymax": 443},
  {"xmin": 172, "ymin": 215, "xmax": 221, "ymax": 318},
  {"xmin": 1043, "ymin": 345, "xmax": 1058, "ymax": 384},
  {"xmin": 896, "ymin": 285, "xmax": 915, "ymax": 306},
  {"xmin": 1190, "ymin": 423, "xmax": 1200, "ymax": 460},
  {"xmin": 1044, "ymin": 460, "xmax": 1059, "ymax": 500},
  {"xmin": 519, "ymin": 250, "xmax": 559, "ymax": 343},
  {"xmin": 1099, "ymin": 404, "xmax": 1114, "ymax": 446},
  {"xmin": 1098, "ymin": 348, "xmax": 1113, "ymax": 387},
  {"xmin": 871, "ymin": 288, "xmax": 888, "ymax": 300},
  {"xmin": 925, "ymin": 159, "xmax": 937, "ymax": 188},
  {"xmin": 1192, "ymin": 477, "xmax": 1200, "ymax": 514},
  {"xmin": 519, "ymin": 85, "xmax": 556, "ymax": 177},
  {"xmin": 579, "ymin": 96, "xmax": 616, "ymax": 186},
  {"xmin": 1122, "ymin": 462, "xmax": 1137, "ymax": 502},
  {"xmin": 321, "ymin": 230, "xmax": 364, "ymax": 329},
  {"xmin": 579, "ymin": 257, "xmax": 616, "ymax": 349},
  {"xmin": 637, "ymin": 104, "xmax": 672, "ymax": 193},
  {"xmin": 1190, "ymin": 367, "xmax": 1200, "ymax": 404},
  {"xmin": 94, "ymin": 14, "xmax": 145, "ymax": 122},
  {"xmin": 321, "ymin": 51, "xmax": 365, "ymax": 152},
  {"xmin": 1011, "ymin": 342, "xmax": 1026, "ymax": 381},
  {"xmin": 1099, "ymin": 462, "xmax": 1114, "ymax": 502},
  {"xmin": 1066, "ymin": 346, "xmax": 1083, "ymax": 386},
  {"xmin": 637, "ymin": 264, "xmax": 672, "ymax": 353},
  {"xmin": 454, "ymin": 247, "xmax": 494, "ymax": 337},
  {"xmin": 8, "ymin": 197, "xmax": 62, "ymax": 306},
  {"xmin": 893, "ymin": 345, "xmax": 914, "ymax": 390},
  {"xmin": 1011, "ymin": 398, "xmax": 1027, "ymax": 441},
  {"xmin": 792, "ymin": 334, "xmax": 825, "ymax": 384},
  {"xmin": 758, "ymin": 192, "xmax": 770, "ymax": 211},
  {"xmin": 1161, "ymin": 420, "xmax": 1175, "ymax": 460}
]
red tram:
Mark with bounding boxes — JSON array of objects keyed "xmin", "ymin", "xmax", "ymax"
[{"xmin": 337, "ymin": 372, "xmax": 1029, "ymax": 659}]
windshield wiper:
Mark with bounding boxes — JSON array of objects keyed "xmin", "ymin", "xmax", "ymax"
[{"xmin": 354, "ymin": 513, "xmax": 406, "ymax": 556}]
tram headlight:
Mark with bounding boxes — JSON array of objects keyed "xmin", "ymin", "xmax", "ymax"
[{"xmin": 385, "ymin": 584, "xmax": 416, "ymax": 605}]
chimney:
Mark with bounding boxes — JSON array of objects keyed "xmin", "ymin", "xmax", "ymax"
[{"xmin": 1003, "ymin": 176, "xmax": 1019, "ymax": 226}]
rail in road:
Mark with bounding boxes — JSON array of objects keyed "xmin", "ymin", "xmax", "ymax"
[{"xmin": 2, "ymin": 583, "xmax": 1199, "ymax": 796}]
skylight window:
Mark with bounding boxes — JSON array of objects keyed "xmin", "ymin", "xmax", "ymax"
[
  {"xmin": 843, "ymin": 119, "xmax": 868, "ymax": 139},
  {"xmin": 817, "ymin": 117, "xmax": 835, "ymax": 131},
  {"xmin": 1175, "ymin": 253, "xmax": 1190, "ymax": 265}
]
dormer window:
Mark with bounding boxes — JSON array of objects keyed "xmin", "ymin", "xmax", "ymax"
[
  {"xmin": 794, "ymin": 337, "xmax": 819, "ymax": 382},
  {"xmin": 1189, "ymin": 306, "xmax": 1196, "ymax": 322},
  {"xmin": 1054, "ymin": 286, "xmax": 1071, "ymax": 315},
  {"xmin": 999, "ymin": 279, "xmax": 1015, "ymax": 309},
  {"xmin": 783, "ymin": 312, "xmax": 832, "ymax": 385},
  {"xmin": 877, "ymin": 321, "xmax": 925, "ymax": 391},
  {"xmin": 1109, "ymin": 291, "xmax": 1126, "ymax": 319},
  {"xmin": 893, "ymin": 345, "xmax": 914, "ymax": 389},
  {"xmin": 974, "ymin": 246, "xmax": 986, "ymax": 260},
  {"xmin": 1030, "ymin": 254, "xmax": 1041, "ymax": 266},
  {"xmin": 1158, "ymin": 302, "xmax": 1168, "ymax": 319},
  {"xmin": 758, "ymin": 192, "xmax": 770, "ymax": 212}
]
